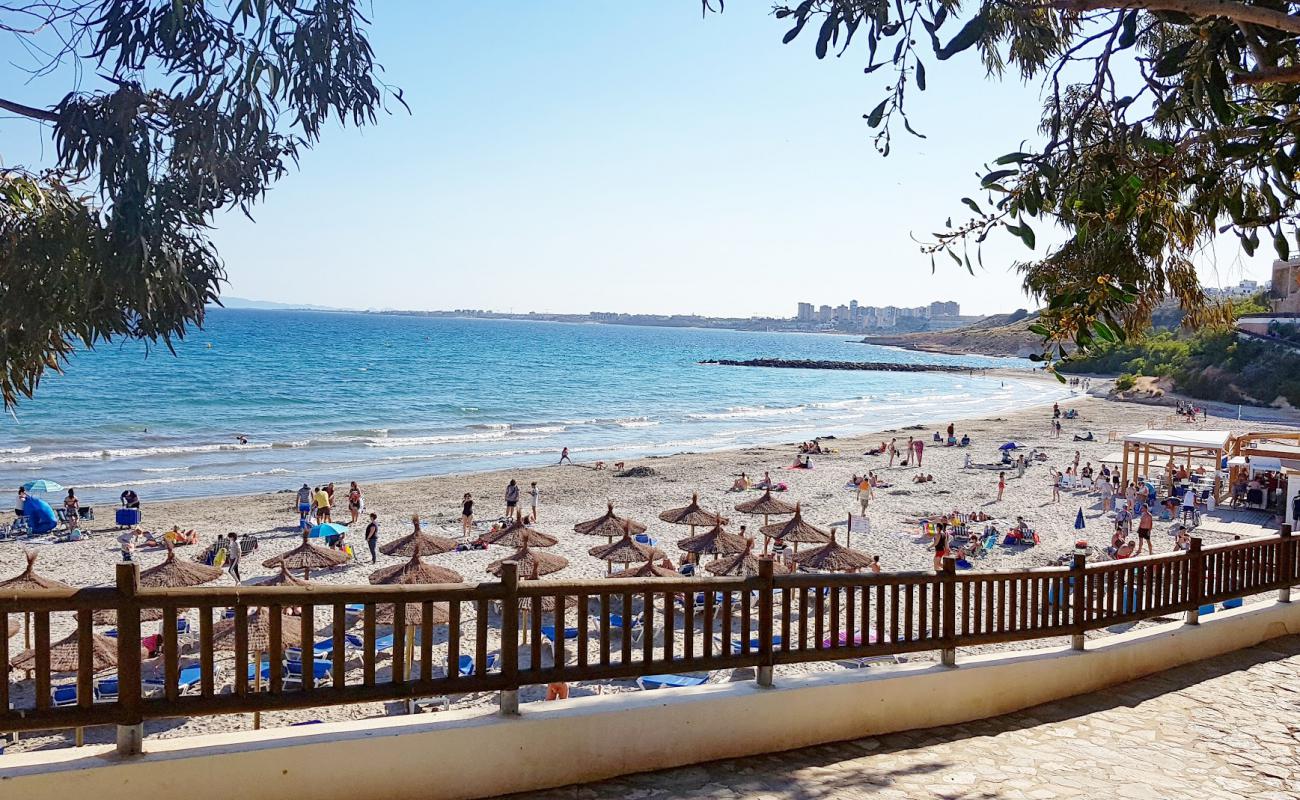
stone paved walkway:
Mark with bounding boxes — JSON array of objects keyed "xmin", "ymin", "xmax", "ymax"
[{"xmin": 516, "ymin": 636, "xmax": 1300, "ymax": 799}]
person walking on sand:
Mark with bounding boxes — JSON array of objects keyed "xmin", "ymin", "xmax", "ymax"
[
  {"xmin": 530, "ymin": 481, "xmax": 540, "ymax": 521},
  {"xmin": 347, "ymin": 481, "xmax": 363, "ymax": 524},
  {"xmin": 461, "ymin": 493, "xmax": 474, "ymax": 536},
  {"xmin": 558, "ymin": 447, "xmax": 572, "ymax": 465},
  {"xmin": 364, "ymin": 513, "xmax": 379, "ymax": 564},
  {"xmin": 226, "ymin": 532, "xmax": 242, "ymax": 583},
  {"xmin": 313, "ymin": 486, "xmax": 331, "ymax": 522},
  {"xmin": 997, "ymin": 472, "xmax": 1006, "ymax": 502},
  {"xmin": 887, "ymin": 438, "xmax": 898, "ymax": 467},
  {"xmin": 1051, "ymin": 469, "xmax": 1062, "ymax": 503},
  {"xmin": 904, "ymin": 436, "xmax": 914, "ymax": 466},
  {"xmin": 1136, "ymin": 504, "xmax": 1154, "ymax": 555},
  {"xmin": 857, "ymin": 476, "xmax": 873, "ymax": 515},
  {"xmin": 505, "ymin": 479, "xmax": 520, "ymax": 518},
  {"xmin": 932, "ymin": 524, "xmax": 950, "ymax": 571},
  {"xmin": 914, "ymin": 437, "xmax": 925, "ymax": 467}
]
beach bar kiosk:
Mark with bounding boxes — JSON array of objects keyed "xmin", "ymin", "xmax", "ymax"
[{"xmin": 1120, "ymin": 430, "xmax": 1231, "ymax": 502}]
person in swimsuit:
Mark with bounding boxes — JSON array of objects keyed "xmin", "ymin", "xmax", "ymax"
[
  {"xmin": 347, "ymin": 482, "xmax": 363, "ymax": 524},
  {"xmin": 461, "ymin": 493, "xmax": 474, "ymax": 536},
  {"xmin": 1136, "ymin": 504, "xmax": 1154, "ymax": 555},
  {"xmin": 932, "ymin": 524, "xmax": 950, "ymax": 571},
  {"xmin": 997, "ymin": 472, "xmax": 1006, "ymax": 502},
  {"xmin": 62, "ymin": 489, "xmax": 80, "ymax": 531}
]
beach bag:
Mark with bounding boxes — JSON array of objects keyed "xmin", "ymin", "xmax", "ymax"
[{"xmin": 213, "ymin": 549, "xmax": 227, "ymax": 568}]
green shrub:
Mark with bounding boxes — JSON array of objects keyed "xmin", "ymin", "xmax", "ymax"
[{"xmin": 1114, "ymin": 373, "xmax": 1137, "ymax": 391}]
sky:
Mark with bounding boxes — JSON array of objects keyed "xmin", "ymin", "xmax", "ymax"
[{"xmin": 0, "ymin": 2, "xmax": 1271, "ymax": 317}]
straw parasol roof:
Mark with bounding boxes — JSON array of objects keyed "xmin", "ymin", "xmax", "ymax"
[
  {"xmin": 139, "ymin": 543, "xmax": 224, "ymax": 588},
  {"xmin": 211, "ymin": 608, "xmax": 303, "ymax": 653},
  {"xmin": 610, "ymin": 561, "xmax": 681, "ymax": 579},
  {"xmin": 735, "ymin": 489, "xmax": 798, "ymax": 518},
  {"xmin": 255, "ymin": 563, "xmax": 316, "ymax": 587},
  {"xmin": 486, "ymin": 544, "xmax": 569, "ymax": 578},
  {"xmin": 518, "ymin": 595, "xmax": 581, "ymax": 615},
  {"xmin": 7, "ymin": 618, "xmax": 19, "ymax": 639},
  {"xmin": 588, "ymin": 531, "xmax": 665, "ymax": 565},
  {"xmin": 89, "ymin": 607, "xmax": 164, "ymax": 625},
  {"xmin": 574, "ymin": 503, "xmax": 647, "ymax": 539},
  {"xmin": 705, "ymin": 541, "xmax": 791, "ymax": 577},
  {"xmin": 262, "ymin": 533, "xmax": 349, "ymax": 576},
  {"xmin": 369, "ymin": 552, "xmax": 463, "ymax": 585},
  {"xmin": 0, "ymin": 551, "xmax": 72, "ymax": 592},
  {"xmin": 760, "ymin": 503, "xmax": 832, "ymax": 545},
  {"xmin": 374, "ymin": 601, "xmax": 450, "ymax": 626},
  {"xmin": 791, "ymin": 530, "xmax": 875, "ymax": 572},
  {"xmin": 678, "ymin": 523, "xmax": 750, "ymax": 558},
  {"xmin": 479, "ymin": 518, "xmax": 558, "ymax": 548},
  {"xmin": 378, "ymin": 528, "xmax": 458, "ymax": 558},
  {"xmin": 10, "ymin": 631, "xmax": 141, "ymax": 673},
  {"xmin": 659, "ymin": 493, "xmax": 727, "ymax": 530}
]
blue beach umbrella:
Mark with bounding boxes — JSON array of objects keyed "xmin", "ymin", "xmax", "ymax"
[
  {"xmin": 309, "ymin": 522, "xmax": 349, "ymax": 539},
  {"xmin": 22, "ymin": 479, "xmax": 64, "ymax": 493},
  {"xmin": 999, "ymin": 442, "xmax": 1021, "ymax": 451},
  {"xmin": 1074, "ymin": 508, "xmax": 1086, "ymax": 530}
]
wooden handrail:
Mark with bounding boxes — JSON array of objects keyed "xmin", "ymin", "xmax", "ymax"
[{"xmin": 0, "ymin": 531, "xmax": 1296, "ymax": 739}]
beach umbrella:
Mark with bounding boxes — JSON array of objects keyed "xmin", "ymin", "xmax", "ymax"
[
  {"xmin": 479, "ymin": 517, "xmax": 558, "ymax": 548},
  {"xmin": 21, "ymin": 479, "xmax": 64, "ymax": 494},
  {"xmin": 574, "ymin": 502, "xmax": 648, "ymax": 542},
  {"xmin": 999, "ymin": 442, "xmax": 1021, "ymax": 451},
  {"xmin": 7, "ymin": 618, "xmax": 18, "ymax": 639},
  {"xmin": 369, "ymin": 552, "xmax": 463, "ymax": 586},
  {"xmin": 705, "ymin": 540, "xmax": 792, "ymax": 578},
  {"xmin": 609, "ymin": 560, "xmax": 681, "ymax": 579},
  {"xmin": 734, "ymin": 490, "xmax": 797, "ymax": 538},
  {"xmin": 212, "ymin": 607, "xmax": 303, "ymax": 730},
  {"xmin": 10, "ymin": 630, "xmax": 140, "ymax": 674},
  {"xmin": 0, "ymin": 551, "xmax": 72, "ymax": 648},
  {"xmin": 678, "ymin": 523, "xmax": 750, "ymax": 561},
  {"xmin": 1075, "ymin": 508, "xmax": 1086, "ymax": 530},
  {"xmin": 487, "ymin": 543, "xmax": 569, "ymax": 578},
  {"xmin": 588, "ymin": 529, "xmax": 665, "ymax": 575},
  {"xmin": 308, "ymin": 522, "xmax": 349, "ymax": 540},
  {"xmin": 139, "ymin": 543, "xmax": 223, "ymax": 589},
  {"xmin": 659, "ymin": 493, "xmax": 727, "ymax": 535},
  {"xmin": 255, "ymin": 564, "xmax": 317, "ymax": 587},
  {"xmin": 262, "ymin": 532, "xmax": 349, "ymax": 578},
  {"xmin": 90, "ymin": 607, "xmax": 165, "ymax": 625},
  {"xmin": 759, "ymin": 503, "xmax": 831, "ymax": 552},
  {"xmin": 378, "ymin": 527, "xmax": 458, "ymax": 557},
  {"xmin": 373, "ymin": 600, "xmax": 450, "ymax": 627},
  {"xmin": 791, "ymin": 530, "xmax": 874, "ymax": 573}
]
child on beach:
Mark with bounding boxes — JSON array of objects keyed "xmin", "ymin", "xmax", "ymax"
[
  {"xmin": 530, "ymin": 481, "xmax": 540, "ymax": 521},
  {"xmin": 997, "ymin": 472, "xmax": 1006, "ymax": 501},
  {"xmin": 461, "ymin": 493, "xmax": 474, "ymax": 536}
]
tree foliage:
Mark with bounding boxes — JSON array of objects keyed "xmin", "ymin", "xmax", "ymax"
[
  {"xmin": 1, "ymin": 1, "xmax": 399, "ymax": 409},
  {"xmin": 707, "ymin": 0, "xmax": 1300, "ymax": 369}
]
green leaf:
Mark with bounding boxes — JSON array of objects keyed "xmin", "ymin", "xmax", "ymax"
[
  {"xmin": 995, "ymin": 152, "xmax": 1031, "ymax": 165},
  {"xmin": 1017, "ymin": 221, "xmax": 1036, "ymax": 249},
  {"xmin": 1117, "ymin": 10, "xmax": 1138, "ymax": 49},
  {"xmin": 961, "ymin": 197, "xmax": 982, "ymax": 215},
  {"xmin": 1092, "ymin": 320, "xmax": 1116, "ymax": 342},
  {"xmin": 1153, "ymin": 40, "xmax": 1195, "ymax": 77},
  {"xmin": 866, "ymin": 99, "xmax": 888, "ymax": 128},
  {"xmin": 981, "ymin": 169, "xmax": 1016, "ymax": 187},
  {"xmin": 916, "ymin": 59, "xmax": 926, "ymax": 91},
  {"xmin": 1027, "ymin": 323, "xmax": 1050, "ymax": 336}
]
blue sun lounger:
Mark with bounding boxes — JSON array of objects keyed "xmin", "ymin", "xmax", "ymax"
[
  {"xmin": 144, "ymin": 664, "xmax": 203, "ymax": 694},
  {"xmin": 637, "ymin": 674, "xmax": 708, "ymax": 690},
  {"xmin": 730, "ymin": 635, "xmax": 783, "ymax": 654}
]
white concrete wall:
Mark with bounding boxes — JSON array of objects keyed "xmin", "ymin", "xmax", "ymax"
[{"xmin": 4, "ymin": 599, "xmax": 1300, "ymax": 800}]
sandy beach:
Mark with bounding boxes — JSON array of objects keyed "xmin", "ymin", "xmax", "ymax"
[{"xmin": 4, "ymin": 387, "xmax": 1297, "ymax": 750}]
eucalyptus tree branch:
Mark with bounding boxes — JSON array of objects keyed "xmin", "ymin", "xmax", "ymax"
[
  {"xmin": 1051, "ymin": 0, "xmax": 1300, "ymax": 35},
  {"xmin": 0, "ymin": 96, "xmax": 57, "ymax": 121}
]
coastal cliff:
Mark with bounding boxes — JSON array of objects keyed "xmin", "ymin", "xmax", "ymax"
[{"xmin": 862, "ymin": 311, "xmax": 1045, "ymax": 358}]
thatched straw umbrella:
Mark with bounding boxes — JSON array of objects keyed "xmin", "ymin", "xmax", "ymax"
[
  {"xmin": 6, "ymin": 617, "xmax": 18, "ymax": 639},
  {"xmin": 735, "ymin": 490, "xmax": 797, "ymax": 552},
  {"xmin": 212, "ymin": 607, "xmax": 303, "ymax": 729},
  {"xmin": 479, "ymin": 517, "xmax": 558, "ymax": 548},
  {"xmin": 255, "ymin": 563, "xmax": 316, "ymax": 587},
  {"xmin": 791, "ymin": 529, "xmax": 874, "ymax": 573},
  {"xmin": 486, "ymin": 544, "xmax": 569, "ymax": 578},
  {"xmin": 378, "ymin": 523, "xmax": 457, "ymax": 557},
  {"xmin": 610, "ymin": 560, "xmax": 681, "ymax": 579},
  {"xmin": 262, "ymin": 532, "xmax": 349, "ymax": 578},
  {"xmin": 588, "ymin": 529, "xmax": 665, "ymax": 575},
  {"xmin": 759, "ymin": 502, "xmax": 831, "ymax": 553},
  {"xmin": 678, "ymin": 523, "xmax": 749, "ymax": 563},
  {"xmin": 574, "ymin": 502, "xmax": 647, "ymax": 543},
  {"xmin": 369, "ymin": 553, "xmax": 463, "ymax": 586},
  {"xmin": 10, "ymin": 631, "xmax": 134, "ymax": 674},
  {"xmin": 705, "ymin": 540, "xmax": 791, "ymax": 578},
  {"xmin": 139, "ymin": 543, "xmax": 223, "ymax": 588},
  {"xmin": 0, "ymin": 551, "xmax": 72, "ymax": 649},
  {"xmin": 659, "ymin": 493, "xmax": 727, "ymax": 536}
]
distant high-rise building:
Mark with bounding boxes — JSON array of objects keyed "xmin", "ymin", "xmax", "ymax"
[
  {"xmin": 818, "ymin": 305, "xmax": 833, "ymax": 323},
  {"xmin": 834, "ymin": 304, "xmax": 849, "ymax": 322},
  {"xmin": 797, "ymin": 302, "xmax": 814, "ymax": 322},
  {"xmin": 929, "ymin": 300, "xmax": 960, "ymax": 317},
  {"xmin": 849, "ymin": 299, "xmax": 859, "ymax": 319}
]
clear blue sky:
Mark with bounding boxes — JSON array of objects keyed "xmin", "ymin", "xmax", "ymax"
[{"xmin": 1, "ymin": 2, "xmax": 1268, "ymax": 317}]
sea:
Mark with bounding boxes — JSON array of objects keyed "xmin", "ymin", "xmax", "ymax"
[{"xmin": 0, "ymin": 309, "xmax": 1073, "ymax": 503}]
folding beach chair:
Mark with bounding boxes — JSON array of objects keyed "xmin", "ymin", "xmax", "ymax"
[{"xmin": 609, "ymin": 613, "xmax": 644, "ymax": 644}]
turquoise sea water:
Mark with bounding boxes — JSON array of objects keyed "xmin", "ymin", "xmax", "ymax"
[{"xmin": 0, "ymin": 310, "xmax": 1071, "ymax": 503}]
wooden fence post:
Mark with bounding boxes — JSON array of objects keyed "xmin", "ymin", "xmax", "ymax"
[
  {"xmin": 1185, "ymin": 537, "xmax": 1204, "ymax": 625},
  {"xmin": 115, "ymin": 562, "xmax": 144, "ymax": 756},
  {"xmin": 1070, "ymin": 551, "xmax": 1086, "ymax": 650},
  {"xmin": 499, "ymin": 562, "xmax": 520, "ymax": 715},
  {"xmin": 1280, "ymin": 524, "xmax": 1293, "ymax": 604},
  {"xmin": 756, "ymin": 558, "xmax": 775, "ymax": 687},
  {"xmin": 940, "ymin": 558, "xmax": 957, "ymax": 666}
]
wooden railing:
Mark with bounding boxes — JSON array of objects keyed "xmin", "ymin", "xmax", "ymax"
[{"xmin": 1, "ymin": 527, "xmax": 1295, "ymax": 750}]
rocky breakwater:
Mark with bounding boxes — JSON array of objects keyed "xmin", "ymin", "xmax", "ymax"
[{"xmin": 699, "ymin": 358, "xmax": 980, "ymax": 373}]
